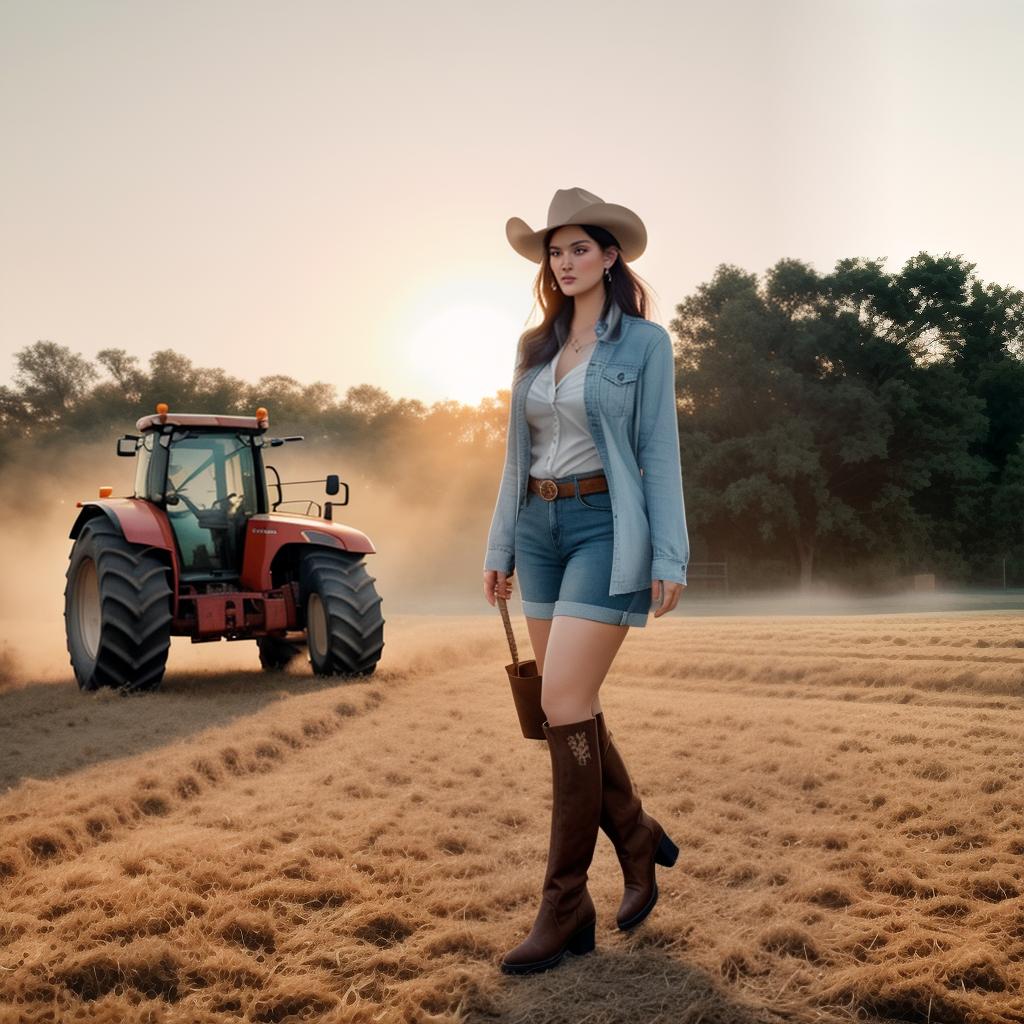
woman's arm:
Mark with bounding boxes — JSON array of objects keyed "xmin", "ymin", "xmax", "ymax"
[
  {"xmin": 636, "ymin": 326, "xmax": 689, "ymax": 586},
  {"xmin": 483, "ymin": 369, "xmax": 519, "ymax": 575}
]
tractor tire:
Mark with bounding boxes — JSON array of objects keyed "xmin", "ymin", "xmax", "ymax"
[
  {"xmin": 298, "ymin": 549, "xmax": 384, "ymax": 677},
  {"xmin": 257, "ymin": 636, "xmax": 306, "ymax": 672},
  {"xmin": 64, "ymin": 516, "xmax": 173, "ymax": 694}
]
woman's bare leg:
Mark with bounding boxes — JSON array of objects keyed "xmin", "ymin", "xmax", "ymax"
[
  {"xmin": 540, "ymin": 616, "xmax": 627, "ymax": 725},
  {"xmin": 524, "ymin": 616, "xmax": 553, "ymax": 674},
  {"xmin": 526, "ymin": 616, "xmax": 612, "ymax": 718}
]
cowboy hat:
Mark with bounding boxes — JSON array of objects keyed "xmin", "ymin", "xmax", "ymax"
[{"xmin": 506, "ymin": 186, "xmax": 647, "ymax": 264}]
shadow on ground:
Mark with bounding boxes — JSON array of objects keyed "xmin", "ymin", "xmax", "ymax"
[{"xmin": 0, "ymin": 666, "xmax": 379, "ymax": 793}]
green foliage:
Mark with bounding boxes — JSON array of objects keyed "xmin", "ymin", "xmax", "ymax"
[
  {"xmin": 1, "ymin": 341, "xmax": 98, "ymax": 432},
  {"xmin": 672, "ymin": 252, "xmax": 1024, "ymax": 587}
]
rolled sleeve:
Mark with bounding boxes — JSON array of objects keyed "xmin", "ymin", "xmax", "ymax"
[{"xmin": 637, "ymin": 327, "xmax": 689, "ymax": 586}]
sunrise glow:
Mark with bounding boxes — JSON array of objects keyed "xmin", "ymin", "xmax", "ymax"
[{"xmin": 396, "ymin": 277, "xmax": 528, "ymax": 405}]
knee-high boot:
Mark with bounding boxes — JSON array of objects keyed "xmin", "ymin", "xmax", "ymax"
[
  {"xmin": 594, "ymin": 710, "xmax": 679, "ymax": 930},
  {"xmin": 500, "ymin": 715, "xmax": 603, "ymax": 974}
]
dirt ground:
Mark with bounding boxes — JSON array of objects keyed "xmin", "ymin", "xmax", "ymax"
[{"xmin": 1, "ymin": 611, "xmax": 1022, "ymax": 1024}]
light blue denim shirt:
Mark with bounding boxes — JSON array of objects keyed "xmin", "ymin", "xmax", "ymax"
[{"xmin": 483, "ymin": 300, "xmax": 689, "ymax": 594}]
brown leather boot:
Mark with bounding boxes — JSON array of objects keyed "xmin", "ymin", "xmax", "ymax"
[
  {"xmin": 595, "ymin": 710, "xmax": 679, "ymax": 930},
  {"xmin": 500, "ymin": 715, "xmax": 602, "ymax": 974}
]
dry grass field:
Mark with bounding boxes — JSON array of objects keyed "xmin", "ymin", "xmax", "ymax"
[{"xmin": 1, "ymin": 610, "xmax": 1022, "ymax": 1024}]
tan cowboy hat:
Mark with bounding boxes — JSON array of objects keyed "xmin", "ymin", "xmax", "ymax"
[{"xmin": 506, "ymin": 186, "xmax": 647, "ymax": 264}]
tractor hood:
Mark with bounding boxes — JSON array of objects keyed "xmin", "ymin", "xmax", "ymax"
[{"xmin": 251, "ymin": 512, "xmax": 376, "ymax": 553}]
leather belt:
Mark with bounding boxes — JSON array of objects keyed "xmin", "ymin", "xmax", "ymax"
[{"xmin": 528, "ymin": 473, "xmax": 609, "ymax": 501}]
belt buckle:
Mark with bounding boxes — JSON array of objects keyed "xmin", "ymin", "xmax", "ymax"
[{"xmin": 538, "ymin": 479, "xmax": 559, "ymax": 501}]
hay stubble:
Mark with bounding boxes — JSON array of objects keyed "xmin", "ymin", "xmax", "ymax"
[{"xmin": 0, "ymin": 612, "xmax": 1022, "ymax": 1023}]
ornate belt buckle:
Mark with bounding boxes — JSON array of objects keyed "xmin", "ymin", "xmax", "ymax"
[{"xmin": 538, "ymin": 479, "xmax": 559, "ymax": 501}]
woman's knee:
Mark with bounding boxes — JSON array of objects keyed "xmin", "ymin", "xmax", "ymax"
[
  {"xmin": 541, "ymin": 681, "xmax": 598, "ymax": 723},
  {"xmin": 542, "ymin": 702, "xmax": 596, "ymax": 727}
]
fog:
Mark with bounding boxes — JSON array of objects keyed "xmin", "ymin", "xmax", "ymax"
[{"xmin": 3, "ymin": 434, "xmax": 1022, "ymax": 690}]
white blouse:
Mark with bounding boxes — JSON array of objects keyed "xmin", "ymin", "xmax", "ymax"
[{"xmin": 525, "ymin": 342, "xmax": 604, "ymax": 479}]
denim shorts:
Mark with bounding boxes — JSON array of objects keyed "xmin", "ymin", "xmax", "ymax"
[{"xmin": 514, "ymin": 471, "xmax": 652, "ymax": 628}]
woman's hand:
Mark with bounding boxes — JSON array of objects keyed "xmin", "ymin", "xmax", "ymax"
[
  {"xmin": 651, "ymin": 579, "xmax": 685, "ymax": 618},
  {"xmin": 483, "ymin": 569, "xmax": 515, "ymax": 606}
]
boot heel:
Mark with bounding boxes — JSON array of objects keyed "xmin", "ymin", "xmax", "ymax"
[
  {"xmin": 655, "ymin": 832, "xmax": 679, "ymax": 868},
  {"xmin": 566, "ymin": 920, "xmax": 596, "ymax": 956}
]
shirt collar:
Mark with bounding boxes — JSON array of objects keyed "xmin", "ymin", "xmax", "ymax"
[
  {"xmin": 595, "ymin": 298, "xmax": 623, "ymax": 342},
  {"xmin": 554, "ymin": 297, "xmax": 624, "ymax": 345}
]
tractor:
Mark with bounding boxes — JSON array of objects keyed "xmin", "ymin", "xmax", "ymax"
[{"xmin": 64, "ymin": 404, "xmax": 385, "ymax": 693}]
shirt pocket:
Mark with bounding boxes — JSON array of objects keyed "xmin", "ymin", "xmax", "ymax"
[{"xmin": 600, "ymin": 364, "xmax": 641, "ymax": 418}]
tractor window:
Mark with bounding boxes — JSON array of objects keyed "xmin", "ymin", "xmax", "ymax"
[
  {"xmin": 133, "ymin": 433, "xmax": 157, "ymax": 500},
  {"xmin": 165, "ymin": 434, "xmax": 258, "ymax": 579},
  {"xmin": 225, "ymin": 443, "xmax": 260, "ymax": 519}
]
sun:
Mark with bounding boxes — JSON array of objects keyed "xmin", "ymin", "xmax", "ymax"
[
  {"xmin": 394, "ymin": 277, "xmax": 527, "ymax": 406},
  {"xmin": 406, "ymin": 304, "xmax": 523, "ymax": 404}
]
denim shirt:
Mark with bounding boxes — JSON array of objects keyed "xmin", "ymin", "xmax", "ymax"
[{"xmin": 483, "ymin": 300, "xmax": 690, "ymax": 594}]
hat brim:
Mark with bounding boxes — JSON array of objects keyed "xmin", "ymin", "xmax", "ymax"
[{"xmin": 506, "ymin": 202, "xmax": 647, "ymax": 264}]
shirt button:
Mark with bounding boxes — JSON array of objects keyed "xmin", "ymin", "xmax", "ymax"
[{"xmin": 617, "ymin": 372, "xmax": 624, "ymax": 380}]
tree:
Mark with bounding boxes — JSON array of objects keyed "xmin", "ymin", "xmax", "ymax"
[
  {"xmin": 343, "ymin": 384, "xmax": 394, "ymax": 419},
  {"xmin": 96, "ymin": 348, "xmax": 145, "ymax": 401},
  {"xmin": 670, "ymin": 257, "xmax": 993, "ymax": 590},
  {"xmin": 9, "ymin": 341, "xmax": 97, "ymax": 427},
  {"xmin": 143, "ymin": 349, "xmax": 203, "ymax": 410},
  {"xmin": 888, "ymin": 255, "xmax": 1024, "ymax": 573},
  {"xmin": 245, "ymin": 375, "xmax": 338, "ymax": 428}
]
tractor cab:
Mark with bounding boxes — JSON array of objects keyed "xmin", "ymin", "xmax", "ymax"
[
  {"xmin": 128, "ymin": 409, "xmax": 271, "ymax": 583},
  {"xmin": 160, "ymin": 430, "xmax": 261, "ymax": 579}
]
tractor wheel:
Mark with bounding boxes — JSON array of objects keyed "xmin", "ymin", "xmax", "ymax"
[
  {"xmin": 64, "ymin": 516, "xmax": 173, "ymax": 694},
  {"xmin": 298, "ymin": 549, "xmax": 384, "ymax": 677},
  {"xmin": 257, "ymin": 636, "xmax": 306, "ymax": 671}
]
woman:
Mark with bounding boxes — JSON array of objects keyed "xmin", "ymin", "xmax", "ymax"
[{"xmin": 482, "ymin": 187, "xmax": 690, "ymax": 975}]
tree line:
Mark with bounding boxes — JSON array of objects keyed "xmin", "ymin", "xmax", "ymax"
[
  {"xmin": 671, "ymin": 253, "xmax": 1024, "ymax": 587},
  {"xmin": 3, "ymin": 251, "xmax": 1023, "ymax": 589}
]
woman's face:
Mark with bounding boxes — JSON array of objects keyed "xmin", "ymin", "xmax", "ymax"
[{"xmin": 547, "ymin": 225, "xmax": 617, "ymax": 298}]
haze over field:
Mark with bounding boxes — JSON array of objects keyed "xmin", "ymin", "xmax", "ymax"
[{"xmin": 5, "ymin": 437, "xmax": 1024, "ymax": 692}]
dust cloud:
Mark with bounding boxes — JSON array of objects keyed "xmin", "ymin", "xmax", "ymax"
[
  {"xmin": 0, "ymin": 429, "xmax": 500, "ymax": 688},
  {"xmin": 4, "ymin": 427, "xmax": 1022, "ymax": 689}
]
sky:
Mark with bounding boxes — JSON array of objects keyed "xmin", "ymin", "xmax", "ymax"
[{"xmin": 1, "ymin": 0, "xmax": 1021, "ymax": 407}]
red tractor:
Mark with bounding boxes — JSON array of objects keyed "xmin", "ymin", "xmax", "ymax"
[{"xmin": 64, "ymin": 404, "xmax": 385, "ymax": 693}]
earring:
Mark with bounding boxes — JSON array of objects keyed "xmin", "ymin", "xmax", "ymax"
[
  {"xmin": 550, "ymin": 280, "xmax": 557, "ymax": 291},
  {"xmin": 604, "ymin": 267, "xmax": 611, "ymax": 282}
]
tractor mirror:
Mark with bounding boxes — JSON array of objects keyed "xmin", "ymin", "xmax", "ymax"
[
  {"xmin": 117, "ymin": 436, "xmax": 139, "ymax": 457},
  {"xmin": 325, "ymin": 474, "xmax": 340, "ymax": 495}
]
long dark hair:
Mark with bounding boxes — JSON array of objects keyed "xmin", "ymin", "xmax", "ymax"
[{"xmin": 513, "ymin": 223, "xmax": 653, "ymax": 384}]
